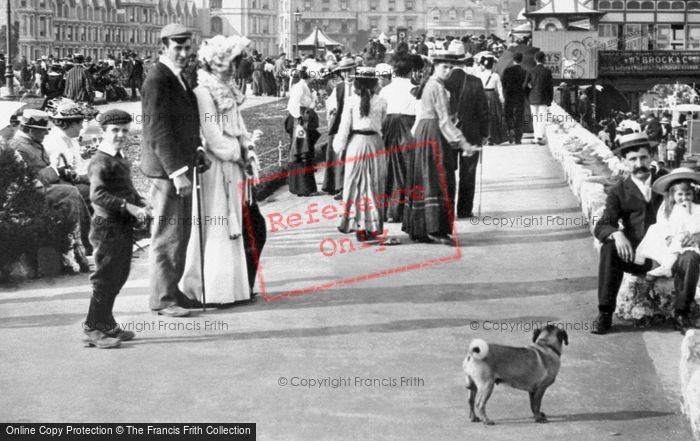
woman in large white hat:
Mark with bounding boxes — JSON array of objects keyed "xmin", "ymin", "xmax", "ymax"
[
  {"xmin": 402, "ymin": 50, "xmax": 477, "ymax": 246},
  {"xmin": 179, "ymin": 35, "xmax": 260, "ymax": 306}
]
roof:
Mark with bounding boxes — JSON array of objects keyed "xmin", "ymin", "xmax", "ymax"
[
  {"xmin": 524, "ymin": 0, "xmax": 604, "ymax": 16},
  {"xmin": 297, "ymin": 27, "xmax": 343, "ymax": 48}
]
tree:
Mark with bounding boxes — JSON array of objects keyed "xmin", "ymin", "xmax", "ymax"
[{"xmin": 0, "ymin": 22, "xmax": 20, "ymax": 62}]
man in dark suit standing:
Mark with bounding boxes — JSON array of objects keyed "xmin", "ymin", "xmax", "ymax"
[
  {"xmin": 501, "ymin": 52, "xmax": 528, "ymax": 144},
  {"xmin": 322, "ymin": 57, "xmax": 355, "ymax": 198},
  {"xmin": 591, "ymin": 133, "xmax": 697, "ymax": 335},
  {"xmin": 444, "ymin": 53, "xmax": 489, "ymax": 218},
  {"xmin": 523, "ymin": 51, "xmax": 553, "ymax": 145},
  {"xmin": 141, "ymin": 24, "xmax": 208, "ymax": 317}
]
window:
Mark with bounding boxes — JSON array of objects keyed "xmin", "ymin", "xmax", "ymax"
[
  {"xmin": 370, "ymin": 0, "xmax": 378, "ymax": 11},
  {"xmin": 658, "ymin": 1, "xmax": 671, "ymax": 9},
  {"xmin": 671, "ymin": 24, "xmax": 685, "ymax": 49},
  {"xmin": 262, "ymin": 0, "xmax": 269, "ymax": 9},
  {"xmin": 304, "ymin": 0, "xmax": 311, "ymax": 9},
  {"xmin": 406, "ymin": 0, "xmax": 414, "ymax": 10},
  {"xmin": 464, "ymin": 8, "xmax": 473, "ymax": 19},
  {"xmin": 689, "ymin": 1, "xmax": 700, "ymax": 9},
  {"xmin": 369, "ymin": 17, "xmax": 378, "ymax": 29},
  {"xmin": 341, "ymin": 21, "xmax": 348, "ymax": 32},
  {"xmin": 448, "ymin": 8, "xmax": 456, "ymax": 20},
  {"xmin": 671, "ymin": 1, "xmax": 685, "ymax": 9},
  {"xmin": 689, "ymin": 25, "xmax": 700, "ymax": 49},
  {"xmin": 656, "ymin": 23, "xmax": 671, "ymax": 48},
  {"xmin": 406, "ymin": 18, "xmax": 414, "ymax": 31},
  {"xmin": 388, "ymin": 17, "xmax": 396, "ymax": 32},
  {"xmin": 20, "ymin": 0, "xmax": 27, "ymax": 7},
  {"xmin": 211, "ymin": 16, "xmax": 223, "ymax": 33},
  {"xmin": 640, "ymin": 1, "xmax": 654, "ymax": 8},
  {"xmin": 340, "ymin": 0, "xmax": 348, "ymax": 9},
  {"xmin": 211, "ymin": 0, "xmax": 222, "ymax": 7},
  {"xmin": 626, "ymin": 1, "xmax": 640, "ymax": 9},
  {"xmin": 54, "ymin": 24, "xmax": 59, "ymax": 40},
  {"xmin": 431, "ymin": 9, "xmax": 439, "ymax": 21},
  {"xmin": 389, "ymin": 0, "xmax": 395, "ymax": 11},
  {"xmin": 598, "ymin": 23, "xmax": 618, "ymax": 38},
  {"xmin": 598, "ymin": 0, "xmax": 624, "ymax": 9},
  {"xmin": 39, "ymin": 16, "xmax": 45, "ymax": 36}
]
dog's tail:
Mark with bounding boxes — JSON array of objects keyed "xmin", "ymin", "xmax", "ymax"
[{"xmin": 468, "ymin": 339, "xmax": 489, "ymax": 360}]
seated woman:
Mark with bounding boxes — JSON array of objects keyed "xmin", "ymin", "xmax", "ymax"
[
  {"xmin": 44, "ymin": 100, "xmax": 91, "ymax": 203},
  {"xmin": 10, "ymin": 109, "xmax": 90, "ymax": 273}
]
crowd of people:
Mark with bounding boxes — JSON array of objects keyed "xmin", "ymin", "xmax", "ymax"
[
  {"xmin": 0, "ymin": 51, "xmax": 149, "ymax": 105},
  {"xmin": 1, "ymin": 22, "xmax": 697, "ymax": 348}
]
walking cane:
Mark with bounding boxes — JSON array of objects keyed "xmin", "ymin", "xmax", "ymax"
[
  {"xmin": 195, "ymin": 171, "xmax": 207, "ymax": 311},
  {"xmin": 477, "ymin": 145, "xmax": 484, "ymax": 219}
]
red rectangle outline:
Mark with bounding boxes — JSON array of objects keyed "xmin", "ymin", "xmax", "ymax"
[{"xmin": 240, "ymin": 139, "xmax": 463, "ymax": 302}]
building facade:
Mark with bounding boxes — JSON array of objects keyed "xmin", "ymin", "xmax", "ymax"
[
  {"xmin": 426, "ymin": 0, "xmax": 509, "ymax": 39},
  {"xmin": 199, "ymin": 0, "xmax": 278, "ymax": 56},
  {"xmin": 526, "ymin": 0, "xmax": 700, "ymax": 111},
  {"xmin": 0, "ymin": 0, "xmax": 202, "ymax": 61}
]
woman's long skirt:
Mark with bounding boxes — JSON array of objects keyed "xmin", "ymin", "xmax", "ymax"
[
  {"xmin": 338, "ymin": 133, "xmax": 387, "ymax": 235},
  {"xmin": 485, "ymin": 90, "xmax": 508, "ymax": 145},
  {"xmin": 285, "ymin": 111, "xmax": 319, "ymax": 196},
  {"xmin": 382, "ymin": 114, "xmax": 415, "ymax": 222},
  {"xmin": 401, "ymin": 118, "xmax": 455, "ymax": 239},
  {"xmin": 322, "ymin": 134, "xmax": 345, "ymax": 194}
]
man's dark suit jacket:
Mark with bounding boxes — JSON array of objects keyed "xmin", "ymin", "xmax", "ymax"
[
  {"xmin": 328, "ymin": 81, "xmax": 346, "ymax": 136},
  {"xmin": 501, "ymin": 64, "xmax": 527, "ymax": 103},
  {"xmin": 523, "ymin": 64, "xmax": 553, "ymax": 106},
  {"xmin": 444, "ymin": 69, "xmax": 489, "ymax": 146},
  {"xmin": 140, "ymin": 62, "xmax": 200, "ymax": 179},
  {"xmin": 594, "ymin": 173, "xmax": 663, "ymax": 248}
]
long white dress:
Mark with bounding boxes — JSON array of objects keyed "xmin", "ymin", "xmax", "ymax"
[{"xmin": 179, "ymin": 70, "xmax": 251, "ymax": 304}]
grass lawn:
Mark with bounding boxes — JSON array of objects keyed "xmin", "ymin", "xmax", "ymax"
[{"xmin": 117, "ymin": 98, "xmax": 328, "ymax": 198}]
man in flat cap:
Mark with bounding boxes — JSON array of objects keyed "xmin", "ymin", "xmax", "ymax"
[
  {"xmin": 141, "ymin": 23, "xmax": 208, "ymax": 317},
  {"xmin": 591, "ymin": 133, "xmax": 698, "ymax": 334}
]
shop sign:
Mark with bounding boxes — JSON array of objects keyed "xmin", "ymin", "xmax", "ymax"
[{"xmin": 599, "ymin": 51, "xmax": 700, "ymax": 75}]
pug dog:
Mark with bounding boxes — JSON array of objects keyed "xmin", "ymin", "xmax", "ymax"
[{"xmin": 462, "ymin": 325, "xmax": 568, "ymax": 425}]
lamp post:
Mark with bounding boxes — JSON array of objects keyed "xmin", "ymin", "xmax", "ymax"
[
  {"xmin": 4, "ymin": 0, "xmax": 15, "ymax": 99},
  {"xmin": 294, "ymin": 7, "xmax": 301, "ymax": 60}
]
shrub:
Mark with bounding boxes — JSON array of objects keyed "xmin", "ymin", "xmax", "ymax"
[{"xmin": 0, "ymin": 147, "xmax": 72, "ymax": 270}]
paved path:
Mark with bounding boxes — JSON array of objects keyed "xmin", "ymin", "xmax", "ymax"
[{"xmin": 0, "ymin": 140, "xmax": 692, "ymax": 440}]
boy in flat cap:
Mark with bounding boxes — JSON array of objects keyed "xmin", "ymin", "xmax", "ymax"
[
  {"xmin": 140, "ymin": 23, "xmax": 208, "ymax": 317},
  {"xmin": 84, "ymin": 109, "xmax": 150, "ymax": 348}
]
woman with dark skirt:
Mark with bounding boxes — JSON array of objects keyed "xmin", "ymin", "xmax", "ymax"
[
  {"xmin": 285, "ymin": 68, "xmax": 319, "ymax": 196},
  {"xmin": 251, "ymin": 53, "xmax": 264, "ymax": 96},
  {"xmin": 479, "ymin": 55, "xmax": 507, "ymax": 145},
  {"xmin": 402, "ymin": 50, "xmax": 478, "ymax": 246},
  {"xmin": 378, "ymin": 44, "xmax": 423, "ymax": 222},
  {"xmin": 333, "ymin": 66, "xmax": 395, "ymax": 244}
]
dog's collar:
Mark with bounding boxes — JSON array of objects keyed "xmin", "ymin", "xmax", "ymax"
[{"xmin": 535, "ymin": 341, "xmax": 561, "ymax": 357}]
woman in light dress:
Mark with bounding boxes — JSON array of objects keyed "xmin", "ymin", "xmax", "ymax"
[
  {"xmin": 179, "ymin": 35, "xmax": 261, "ymax": 306},
  {"xmin": 332, "ymin": 66, "xmax": 391, "ymax": 243}
]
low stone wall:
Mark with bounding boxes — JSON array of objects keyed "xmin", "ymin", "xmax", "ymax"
[
  {"xmin": 545, "ymin": 103, "xmax": 699, "ymax": 440},
  {"xmin": 681, "ymin": 330, "xmax": 700, "ymax": 440}
]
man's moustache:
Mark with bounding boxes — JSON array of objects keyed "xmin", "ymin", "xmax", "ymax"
[{"xmin": 633, "ymin": 166, "xmax": 650, "ymax": 173}]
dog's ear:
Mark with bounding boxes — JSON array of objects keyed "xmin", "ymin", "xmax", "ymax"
[
  {"xmin": 558, "ymin": 330, "xmax": 569, "ymax": 346},
  {"xmin": 532, "ymin": 328, "xmax": 541, "ymax": 343}
]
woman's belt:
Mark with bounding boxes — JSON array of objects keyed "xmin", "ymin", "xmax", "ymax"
[
  {"xmin": 351, "ymin": 130, "xmax": 378, "ymax": 136},
  {"xmin": 485, "ymin": 88, "xmax": 496, "ymax": 91}
]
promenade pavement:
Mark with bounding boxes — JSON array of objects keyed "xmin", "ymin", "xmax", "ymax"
[{"xmin": 0, "ymin": 138, "xmax": 693, "ymax": 440}]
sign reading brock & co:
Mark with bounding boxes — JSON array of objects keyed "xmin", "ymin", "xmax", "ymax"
[{"xmin": 598, "ymin": 51, "xmax": 700, "ymax": 76}]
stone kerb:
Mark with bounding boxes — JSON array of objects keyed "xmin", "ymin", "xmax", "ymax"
[
  {"xmin": 681, "ymin": 330, "xmax": 700, "ymax": 441},
  {"xmin": 545, "ymin": 104, "xmax": 699, "ymax": 439}
]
